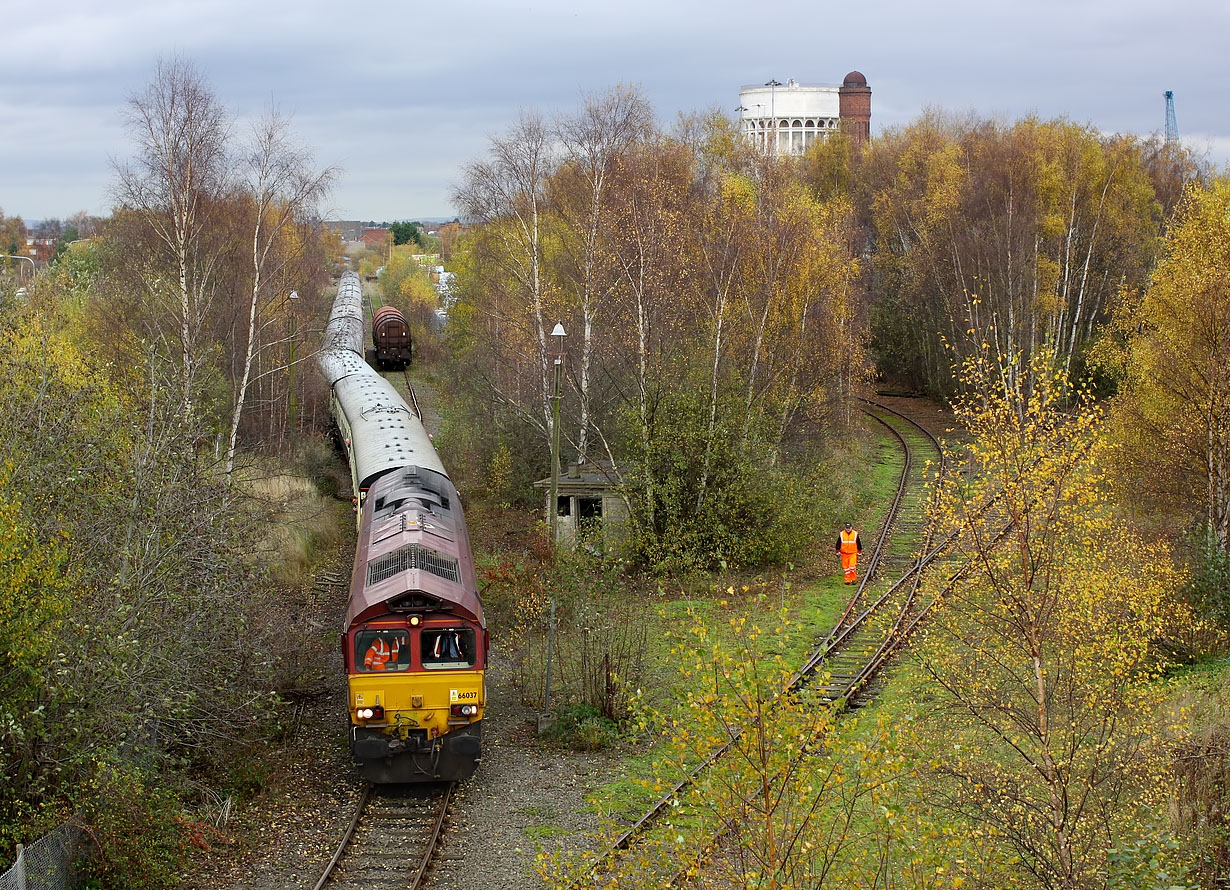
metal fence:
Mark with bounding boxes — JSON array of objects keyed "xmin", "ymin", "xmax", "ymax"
[
  {"xmin": 0, "ymin": 822, "xmax": 87, "ymax": 890},
  {"xmin": 1, "ymin": 718, "xmax": 161, "ymax": 889}
]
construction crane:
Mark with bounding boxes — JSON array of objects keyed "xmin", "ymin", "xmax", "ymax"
[{"xmin": 1164, "ymin": 90, "xmax": 1179, "ymax": 145}]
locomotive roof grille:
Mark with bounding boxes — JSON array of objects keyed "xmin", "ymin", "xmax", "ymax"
[{"xmin": 367, "ymin": 544, "xmax": 461, "ymax": 586}]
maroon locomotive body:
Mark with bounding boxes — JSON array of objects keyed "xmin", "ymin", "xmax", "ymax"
[{"xmin": 372, "ymin": 305, "xmax": 413, "ymax": 368}]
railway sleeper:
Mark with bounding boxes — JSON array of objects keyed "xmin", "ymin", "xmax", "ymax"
[{"xmin": 348, "ymin": 847, "xmax": 431, "ymax": 860}]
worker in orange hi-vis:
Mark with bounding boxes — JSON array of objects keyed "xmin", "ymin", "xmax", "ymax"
[
  {"xmin": 836, "ymin": 522, "xmax": 862, "ymax": 585},
  {"xmin": 363, "ymin": 634, "xmax": 403, "ymax": 671}
]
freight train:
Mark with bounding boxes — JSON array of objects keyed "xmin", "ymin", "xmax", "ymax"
[
  {"xmin": 371, "ymin": 304, "xmax": 412, "ymax": 368},
  {"xmin": 318, "ymin": 271, "xmax": 485, "ymax": 783}
]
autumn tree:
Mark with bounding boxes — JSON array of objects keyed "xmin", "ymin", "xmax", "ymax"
[
  {"xmin": 597, "ymin": 138, "xmax": 695, "ymax": 529},
  {"xmin": 438, "ymin": 220, "xmax": 462, "ymax": 261},
  {"xmin": 0, "ymin": 210, "xmax": 29, "ymax": 272},
  {"xmin": 0, "ymin": 482, "xmax": 70, "ymax": 850},
  {"xmin": 543, "ymin": 607, "xmax": 913, "ymax": 889},
  {"xmin": 112, "ymin": 57, "xmax": 231, "ymax": 423},
  {"xmin": 1100, "ymin": 178, "xmax": 1230, "ymax": 556},
  {"xmin": 866, "ymin": 115, "xmax": 1160, "ymax": 396},
  {"xmin": 0, "ymin": 252, "xmax": 289, "ymax": 861},
  {"xmin": 552, "ymin": 85, "xmax": 653, "ymax": 460},
  {"xmin": 224, "ymin": 109, "xmax": 335, "ymax": 481},
  {"xmin": 918, "ymin": 349, "xmax": 1200, "ymax": 887},
  {"xmin": 453, "ymin": 111, "xmax": 558, "ymax": 444},
  {"xmin": 448, "ymin": 95, "xmax": 868, "ymax": 568}
]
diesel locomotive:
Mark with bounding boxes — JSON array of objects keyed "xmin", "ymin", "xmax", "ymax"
[{"xmin": 319, "ymin": 271, "xmax": 485, "ymax": 783}]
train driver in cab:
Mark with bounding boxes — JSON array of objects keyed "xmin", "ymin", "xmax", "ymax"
[{"xmin": 363, "ymin": 631, "xmax": 408, "ymax": 671}]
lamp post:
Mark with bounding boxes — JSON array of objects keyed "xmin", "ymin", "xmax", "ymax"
[
  {"xmin": 287, "ymin": 290, "xmax": 299, "ymax": 434},
  {"xmin": 542, "ymin": 322, "xmax": 566, "ymax": 733},
  {"xmin": 735, "ymin": 105, "xmax": 748, "ymax": 145},
  {"xmin": 0, "ymin": 255, "xmax": 35, "ymax": 279},
  {"xmin": 765, "ymin": 79, "xmax": 782, "ymax": 156},
  {"xmin": 547, "ymin": 323, "xmax": 566, "ymax": 544}
]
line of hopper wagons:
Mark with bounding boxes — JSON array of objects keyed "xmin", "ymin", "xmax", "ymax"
[{"xmin": 318, "ymin": 271, "xmax": 482, "ymax": 783}]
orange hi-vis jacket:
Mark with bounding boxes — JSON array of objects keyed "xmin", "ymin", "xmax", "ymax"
[
  {"xmin": 364, "ymin": 636, "xmax": 400, "ymax": 671},
  {"xmin": 837, "ymin": 528, "xmax": 861, "ymax": 584}
]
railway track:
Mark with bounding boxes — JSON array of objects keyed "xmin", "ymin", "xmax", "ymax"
[
  {"xmin": 576, "ymin": 398, "xmax": 1053, "ymax": 888},
  {"xmin": 312, "ymin": 782, "xmax": 454, "ymax": 890},
  {"xmin": 577, "ymin": 400, "xmax": 947, "ymax": 886},
  {"xmin": 791, "ymin": 400, "xmax": 946, "ymax": 708},
  {"xmin": 361, "ymin": 286, "xmax": 423, "ymax": 419}
]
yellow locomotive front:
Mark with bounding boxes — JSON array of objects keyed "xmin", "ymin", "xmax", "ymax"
[
  {"xmin": 342, "ymin": 465, "xmax": 486, "ymax": 784},
  {"xmin": 348, "ymin": 616, "xmax": 486, "ymax": 782}
]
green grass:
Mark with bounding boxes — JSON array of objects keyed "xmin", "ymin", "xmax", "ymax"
[
  {"xmin": 575, "ymin": 418, "xmax": 910, "ymax": 828},
  {"xmin": 517, "ymin": 804, "xmax": 559, "ymax": 819}
]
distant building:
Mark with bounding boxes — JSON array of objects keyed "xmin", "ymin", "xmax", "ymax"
[
  {"xmin": 361, "ymin": 228, "xmax": 389, "ymax": 249},
  {"xmin": 739, "ymin": 72, "xmax": 871, "ymax": 155},
  {"xmin": 324, "ymin": 220, "xmax": 364, "ymax": 242},
  {"xmin": 25, "ymin": 238, "xmax": 55, "ymax": 265}
]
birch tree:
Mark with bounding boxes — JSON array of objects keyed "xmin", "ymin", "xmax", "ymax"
[
  {"xmin": 921, "ymin": 350, "xmax": 1199, "ymax": 887},
  {"xmin": 601, "ymin": 140, "xmax": 695, "ymax": 528},
  {"xmin": 553, "ymin": 85, "xmax": 652, "ymax": 460},
  {"xmin": 453, "ymin": 112, "xmax": 558, "ymax": 442},
  {"xmin": 868, "ymin": 115, "xmax": 1158, "ymax": 396},
  {"xmin": 224, "ymin": 110, "xmax": 334, "ymax": 482},
  {"xmin": 113, "ymin": 57, "xmax": 230, "ymax": 423},
  {"xmin": 1101, "ymin": 178, "xmax": 1230, "ymax": 552}
]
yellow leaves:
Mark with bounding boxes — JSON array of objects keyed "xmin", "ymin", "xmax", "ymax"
[
  {"xmin": 915, "ymin": 345, "xmax": 1200, "ymax": 884},
  {"xmin": 0, "ymin": 472, "xmax": 72, "ymax": 688},
  {"xmin": 718, "ymin": 172, "xmax": 756, "ymax": 217}
]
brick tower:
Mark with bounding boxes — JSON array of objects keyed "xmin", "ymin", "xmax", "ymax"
[{"xmin": 838, "ymin": 71, "xmax": 872, "ymax": 145}]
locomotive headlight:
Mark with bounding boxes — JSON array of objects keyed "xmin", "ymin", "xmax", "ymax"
[
  {"xmin": 450, "ymin": 704, "xmax": 478, "ymax": 717},
  {"xmin": 357, "ymin": 707, "xmax": 373, "ymax": 719}
]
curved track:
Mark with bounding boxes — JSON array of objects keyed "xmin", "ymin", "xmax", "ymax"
[
  {"xmin": 312, "ymin": 782, "xmax": 454, "ymax": 890},
  {"xmin": 790, "ymin": 400, "xmax": 946, "ymax": 707},
  {"xmin": 583, "ymin": 401, "xmax": 946, "ymax": 884}
]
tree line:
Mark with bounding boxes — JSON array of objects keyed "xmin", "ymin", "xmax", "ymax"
[
  {"xmin": 444, "ymin": 88, "xmax": 1226, "ymax": 570},
  {"xmin": 0, "ymin": 57, "xmax": 340, "ymax": 884},
  {"xmin": 447, "ymin": 88, "xmax": 868, "ymax": 570}
]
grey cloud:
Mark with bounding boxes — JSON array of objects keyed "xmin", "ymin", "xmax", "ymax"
[{"xmin": 2, "ymin": 0, "xmax": 1227, "ymax": 219}]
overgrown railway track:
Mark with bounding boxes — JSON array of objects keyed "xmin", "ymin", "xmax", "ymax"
[
  {"xmin": 311, "ymin": 782, "xmax": 454, "ymax": 890},
  {"xmin": 575, "ymin": 400, "xmax": 947, "ymax": 885}
]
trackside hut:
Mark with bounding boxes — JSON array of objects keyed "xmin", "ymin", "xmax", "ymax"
[{"xmin": 533, "ymin": 461, "xmax": 629, "ymax": 550}]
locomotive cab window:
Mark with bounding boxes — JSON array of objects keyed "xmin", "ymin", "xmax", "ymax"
[
  {"xmin": 421, "ymin": 628, "xmax": 476, "ymax": 670},
  {"xmin": 355, "ymin": 628, "xmax": 411, "ymax": 673}
]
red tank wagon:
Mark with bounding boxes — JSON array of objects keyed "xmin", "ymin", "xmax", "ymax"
[{"xmin": 372, "ymin": 305, "xmax": 413, "ymax": 368}]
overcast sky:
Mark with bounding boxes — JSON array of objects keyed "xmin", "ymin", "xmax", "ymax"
[{"xmin": 2, "ymin": 0, "xmax": 1226, "ymax": 222}]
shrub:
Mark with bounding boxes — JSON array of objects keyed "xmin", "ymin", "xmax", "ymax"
[
  {"xmin": 1183, "ymin": 532, "xmax": 1230, "ymax": 633},
  {"xmin": 76, "ymin": 762, "xmax": 191, "ymax": 890},
  {"xmin": 548, "ymin": 702, "xmax": 620, "ymax": 751},
  {"xmin": 626, "ymin": 389, "xmax": 822, "ymax": 571}
]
